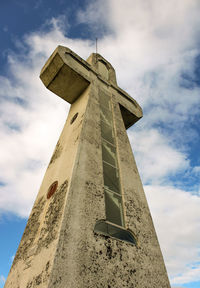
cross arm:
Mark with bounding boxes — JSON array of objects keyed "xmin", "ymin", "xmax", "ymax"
[
  {"xmin": 40, "ymin": 46, "xmax": 91, "ymax": 104},
  {"xmin": 114, "ymin": 87, "xmax": 143, "ymax": 129},
  {"xmin": 40, "ymin": 45, "xmax": 143, "ymax": 129}
]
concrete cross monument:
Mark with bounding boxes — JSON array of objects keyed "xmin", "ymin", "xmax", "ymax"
[{"xmin": 5, "ymin": 46, "xmax": 171, "ymax": 288}]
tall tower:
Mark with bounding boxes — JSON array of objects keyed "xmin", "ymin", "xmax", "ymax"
[{"xmin": 5, "ymin": 46, "xmax": 171, "ymax": 288}]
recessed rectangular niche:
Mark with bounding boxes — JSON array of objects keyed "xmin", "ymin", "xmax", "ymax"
[
  {"xmin": 100, "ymin": 105, "xmax": 112, "ymax": 126},
  {"xmin": 104, "ymin": 189, "xmax": 124, "ymax": 227},
  {"xmin": 99, "ymin": 90, "xmax": 110, "ymax": 108},
  {"xmin": 101, "ymin": 121, "xmax": 115, "ymax": 144},
  {"xmin": 102, "ymin": 140, "xmax": 117, "ymax": 167},
  {"xmin": 103, "ymin": 161, "xmax": 120, "ymax": 194}
]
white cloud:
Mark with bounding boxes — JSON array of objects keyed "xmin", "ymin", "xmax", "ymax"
[
  {"xmin": 193, "ymin": 166, "xmax": 200, "ymax": 174},
  {"xmin": 128, "ymin": 128, "xmax": 189, "ymax": 184},
  {"xmin": 0, "ymin": 20, "xmax": 69, "ymax": 217},
  {"xmin": 78, "ymin": 0, "xmax": 200, "ymax": 120},
  {"xmin": 172, "ymin": 266, "xmax": 200, "ymax": 284},
  {"xmin": 1, "ymin": 1, "xmax": 200, "ymax": 286},
  {"xmin": 0, "ymin": 18, "xmax": 98, "ymax": 218},
  {"xmin": 0, "ymin": 275, "xmax": 5, "ymax": 284},
  {"xmin": 145, "ymin": 185, "xmax": 200, "ymax": 284}
]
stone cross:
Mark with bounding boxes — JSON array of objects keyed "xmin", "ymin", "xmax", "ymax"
[{"xmin": 5, "ymin": 46, "xmax": 171, "ymax": 288}]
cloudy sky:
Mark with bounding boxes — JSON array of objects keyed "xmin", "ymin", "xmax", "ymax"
[{"xmin": 0, "ymin": 0, "xmax": 200, "ymax": 287}]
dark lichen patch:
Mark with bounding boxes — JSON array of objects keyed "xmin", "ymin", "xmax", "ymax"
[
  {"xmin": 46, "ymin": 261, "xmax": 50, "ymax": 272},
  {"xmin": 105, "ymin": 242, "xmax": 118, "ymax": 260},
  {"xmin": 77, "ymin": 234, "xmax": 139, "ymax": 288},
  {"xmin": 12, "ymin": 196, "xmax": 45, "ymax": 267},
  {"xmin": 130, "ymin": 269, "xmax": 136, "ymax": 275},
  {"xmin": 24, "ymin": 259, "xmax": 32, "ymax": 270},
  {"xmin": 49, "ymin": 141, "xmax": 63, "ymax": 166},
  {"xmin": 26, "ymin": 281, "xmax": 33, "ymax": 288},
  {"xmin": 85, "ymin": 181, "xmax": 104, "ymax": 221},
  {"xmin": 124, "ymin": 196, "xmax": 142, "ymax": 227},
  {"xmin": 36, "ymin": 180, "xmax": 68, "ymax": 253},
  {"xmin": 12, "ymin": 180, "xmax": 68, "ymax": 271},
  {"xmin": 85, "ymin": 181, "xmax": 103, "ymax": 198},
  {"xmin": 52, "ymin": 276, "xmax": 62, "ymax": 286},
  {"xmin": 25, "ymin": 261, "xmax": 50, "ymax": 287},
  {"xmin": 35, "ymin": 274, "xmax": 42, "ymax": 285}
]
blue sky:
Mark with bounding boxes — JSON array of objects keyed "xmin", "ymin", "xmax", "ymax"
[{"xmin": 0, "ymin": 1, "xmax": 200, "ymax": 287}]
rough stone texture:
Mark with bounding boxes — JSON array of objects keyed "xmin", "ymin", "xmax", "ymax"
[
  {"xmin": 49, "ymin": 141, "xmax": 63, "ymax": 166},
  {"xmin": 12, "ymin": 196, "xmax": 46, "ymax": 268},
  {"xmin": 36, "ymin": 180, "xmax": 68, "ymax": 253},
  {"xmin": 5, "ymin": 84, "xmax": 90, "ymax": 288},
  {"xmin": 5, "ymin": 179, "xmax": 69, "ymax": 288},
  {"xmin": 5, "ymin": 46, "xmax": 171, "ymax": 288}
]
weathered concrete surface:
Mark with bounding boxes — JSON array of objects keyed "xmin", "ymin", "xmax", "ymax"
[
  {"xmin": 5, "ymin": 85, "xmax": 90, "ymax": 288},
  {"xmin": 5, "ymin": 46, "xmax": 171, "ymax": 288}
]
